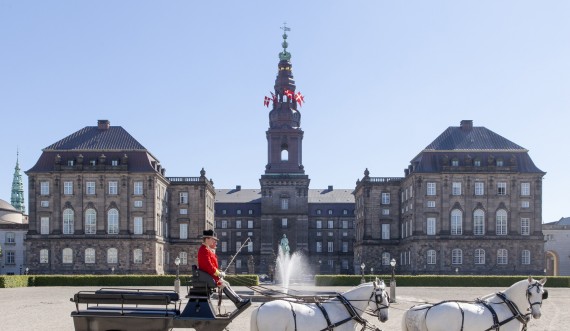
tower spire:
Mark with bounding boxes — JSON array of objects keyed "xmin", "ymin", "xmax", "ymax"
[{"xmin": 11, "ymin": 149, "xmax": 25, "ymax": 213}]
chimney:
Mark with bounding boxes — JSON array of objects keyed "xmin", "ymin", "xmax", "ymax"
[
  {"xmin": 98, "ymin": 119, "xmax": 110, "ymax": 130},
  {"xmin": 236, "ymin": 185, "xmax": 241, "ymax": 191},
  {"xmin": 460, "ymin": 120, "xmax": 473, "ymax": 131},
  {"xmin": 328, "ymin": 185, "xmax": 333, "ymax": 191}
]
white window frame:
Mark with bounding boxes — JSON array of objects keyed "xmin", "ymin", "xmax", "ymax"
[
  {"xmin": 281, "ymin": 198, "xmax": 289, "ymax": 210},
  {"xmin": 342, "ymin": 241, "xmax": 349, "ymax": 252},
  {"xmin": 63, "ymin": 248, "xmax": 73, "ymax": 264},
  {"xmin": 40, "ymin": 217, "xmax": 50, "ymax": 234},
  {"xmin": 179, "ymin": 192, "xmax": 189, "ymax": 204},
  {"xmin": 497, "ymin": 182, "xmax": 507, "ymax": 195},
  {"xmin": 134, "ymin": 217, "xmax": 143, "ymax": 234},
  {"xmin": 281, "ymin": 218, "xmax": 287, "ymax": 228},
  {"xmin": 134, "ymin": 249, "xmax": 143, "ymax": 264},
  {"xmin": 521, "ymin": 218, "xmax": 530, "ymax": 235},
  {"xmin": 179, "ymin": 208, "xmax": 188, "ymax": 215},
  {"xmin": 427, "ymin": 217, "xmax": 436, "ymax": 235},
  {"xmin": 381, "ymin": 224, "xmax": 390, "ymax": 239},
  {"xmin": 497, "ymin": 249, "xmax": 508, "ymax": 264},
  {"xmin": 475, "ymin": 182, "xmax": 484, "ymax": 196},
  {"xmin": 134, "ymin": 181, "xmax": 143, "ymax": 195},
  {"xmin": 40, "ymin": 181, "xmax": 49, "ymax": 195},
  {"xmin": 85, "ymin": 209, "xmax": 97, "ymax": 234},
  {"xmin": 327, "ymin": 242, "xmax": 334, "ymax": 252},
  {"xmin": 381, "ymin": 193, "xmax": 390, "ymax": 204},
  {"xmin": 521, "ymin": 182, "xmax": 530, "ymax": 196},
  {"xmin": 86, "ymin": 181, "xmax": 96, "ymax": 195},
  {"xmin": 475, "ymin": 249, "xmax": 485, "ymax": 264},
  {"xmin": 521, "ymin": 200, "xmax": 530, "ymax": 208},
  {"xmin": 496, "ymin": 210, "xmax": 508, "ymax": 235},
  {"xmin": 179, "ymin": 252, "xmax": 188, "ymax": 265},
  {"xmin": 107, "ymin": 248, "xmax": 118, "ymax": 264},
  {"xmin": 427, "ymin": 250, "xmax": 436, "ymax": 264},
  {"xmin": 451, "ymin": 249, "xmax": 462, "ymax": 264},
  {"xmin": 63, "ymin": 208, "xmax": 74, "ymax": 235},
  {"xmin": 521, "ymin": 250, "xmax": 531, "ymax": 265},
  {"xmin": 85, "ymin": 248, "xmax": 95, "ymax": 264},
  {"xmin": 108, "ymin": 181, "xmax": 118, "ymax": 195},
  {"xmin": 316, "ymin": 242, "xmax": 322, "ymax": 253},
  {"xmin": 473, "ymin": 209, "xmax": 485, "ymax": 235},
  {"xmin": 452, "ymin": 182, "xmax": 462, "ymax": 196},
  {"xmin": 180, "ymin": 223, "xmax": 188, "ymax": 239},
  {"xmin": 40, "ymin": 249, "xmax": 49, "ymax": 263},
  {"xmin": 107, "ymin": 209, "xmax": 119, "ymax": 235},
  {"xmin": 134, "ymin": 200, "xmax": 143, "ymax": 208},
  {"xmin": 451, "ymin": 209, "xmax": 463, "ymax": 235},
  {"xmin": 64, "ymin": 181, "xmax": 73, "ymax": 195},
  {"xmin": 382, "ymin": 252, "xmax": 390, "ymax": 265},
  {"xmin": 427, "ymin": 201, "xmax": 435, "ymax": 208},
  {"xmin": 427, "ymin": 182, "xmax": 436, "ymax": 196}
]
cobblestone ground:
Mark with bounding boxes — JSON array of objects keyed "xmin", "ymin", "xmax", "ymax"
[{"xmin": 0, "ymin": 284, "xmax": 566, "ymax": 330}]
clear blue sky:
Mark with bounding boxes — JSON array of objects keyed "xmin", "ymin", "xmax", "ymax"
[{"xmin": 1, "ymin": 1, "xmax": 568, "ymax": 223}]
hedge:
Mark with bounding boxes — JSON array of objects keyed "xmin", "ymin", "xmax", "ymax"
[
  {"xmin": 0, "ymin": 274, "xmax": 259, "ymax": 288},
  {"xmin": 315, "ymin": 275, "xmax": 570, "ymax": 287}
]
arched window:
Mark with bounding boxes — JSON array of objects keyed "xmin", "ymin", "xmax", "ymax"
[
  {"xmin": 40, "ymin": 249, "xmax": 49, "ymax": 263},
  {"xmin": 474, "ymin": 249, "xmax": 485, "ymax": 264},
  {"xmin": 85, "ymin": 209, "xmax": 97, "ymax": 234},
  {"xmin": 496, "ymin": 209, "xmax": 508, "ymax": 235},
  {"xmin": 281, "ymin": 149, "xmax": 289, "ymax": 161},
  {"xmin": 63, "ymin": 208, "xmax": 74, "ymax": 234},
  {"xmin": 427, "ymin": 250, "xmax": 436, "ymax": 264},
  {"xmin": 451, "ymin": 209, "xmax": 463, "ymax": 235},
  {"xmin": 381, "ymin": 252, "xmax": 390, "ymax": 265},
  {"xmin": 108, "ymin": 208, "xmax": 119, "ymax": 234},
  {"xmin": 107, "ymin": 248, "xmax": 118, "ymax": 264},
  {"xmin": 85, "ymin": 248, "xmax": 95, "ymax": 264},
  {"xmin": 133, "ymin": 249, "xmax": 143, "ymax": 264},
  {"xmin": 451, "ymin": 249, "xmax": 462, "ymax": 264},
  {"xmin": 62, "ymin": 248, "xmax": 73, "ymax": 264},
  {"xmin": 497, "ymin": 249, "xmax": 508, "ymax": 264},
  {"xmin": 473, "ymin": 209, "xmax": 485, "ymax": 235}
]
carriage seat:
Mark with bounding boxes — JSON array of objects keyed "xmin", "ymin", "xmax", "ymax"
[{"xmin": 189, "ymin": 265, "xmax": 217, "ymax": 296}]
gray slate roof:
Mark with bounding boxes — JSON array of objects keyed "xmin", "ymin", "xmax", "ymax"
[
  {"xmin": 214, "ymin": 188, "xmax": 354, "ymax": 204},
  {"xmin": 44, "ymin": 126, "xmax": 146, "ymax": 151},
  {"xmin": 423, "ymin": 126, "xmax": 525, "ymax": 151},
  {"xmin": 543, "ymin": 217, "xmax": 570, "ymax": 226}
]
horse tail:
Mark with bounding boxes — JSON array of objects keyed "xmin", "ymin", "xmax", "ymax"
[{"xmin": 250, "ymin": 305, "xmax": 260, "ymax": 331}]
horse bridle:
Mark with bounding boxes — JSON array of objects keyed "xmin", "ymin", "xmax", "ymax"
[
  {"xmin": 527, "ymin": 281, "xmax": 548, "ymax": 309},
  {"xmin": 368, "ymin": 285, "xmax": 390, "ymax": 315}
]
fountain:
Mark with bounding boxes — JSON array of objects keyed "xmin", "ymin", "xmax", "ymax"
[{"xmin": 275, "ymin": 234, "xmax": 307, "ymax": 291}]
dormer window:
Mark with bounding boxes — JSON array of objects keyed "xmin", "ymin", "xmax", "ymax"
[
  {"xmin": 67, "ymin": 160, "xmax": 74, "ymax": 166},
  {"xmin": 451, "ymin": 158, "xmax": 459, "ymax": 166},
  {"xmin": 111, "ymin": 160, "xmax": 119, "ymax": 166},
  {"xmin": 474, "ymin": 158, "xmax": 481, "ymax": 167},
  {"xmin": 89, "ymin": 160, "xmax": 96, "ymax": 166},
  {"xmin": 496, "ymin": 158, "xmax": 504, "ymax": 167}
]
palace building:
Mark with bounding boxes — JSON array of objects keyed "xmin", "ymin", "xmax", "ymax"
[{"xmin": 24, "ymin": 30, "xmax": 545, "ymax": 276}]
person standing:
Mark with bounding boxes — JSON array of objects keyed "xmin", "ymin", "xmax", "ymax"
[{"xmin": 197, "ymin": 229, "xmax": 250, "ymax": 309}]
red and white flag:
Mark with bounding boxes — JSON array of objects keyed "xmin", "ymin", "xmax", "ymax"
[
  {"xmin": 284, "ymin": 89, "xmax": 293, "ymax": 99},
  {"xmin": 263, "ymin": 96, "xmax": 271, "ymax": 107},
  {"xmin": 295, "ymin": 92, "xmax": 305, "ymax": 106},
  {"xmin": 270, "ymin": 91, "xmax": 277, "ymax": 103}
]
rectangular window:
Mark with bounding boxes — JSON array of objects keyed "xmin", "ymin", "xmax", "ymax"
[
  {"xmin": 134, "ymin": 249, "xmax": 143, "ymax": 264},
  {"xmin": 497, "ymin": 249, "xmax": 508, "ymax": 264},
  {"xmin": 328, "ymin": 209, "xmax": 333, "ymax": 215},
  {"xmin": 427, "ymin": 218, "xmax": 436, "ymax": 235},
  {"xmin": 5, "ymin": 251, "xmax": 15, "ymax": 264},
  {"xmin": 497, "ymin": 182, "xmax": 507, "ymax": 195},
  {"xmin": 85, "ymin": 249, "xmax": 95, "ymax": 264},
  {"xmin": 427, "ymin": 250, "xmax": 436, "ymax": 264},
  {"xmin": 221, "ymin": 220, "xmax": 227, "ymax": 229},
  {"xmin": 180, "ymin": 224, "xmax": 188, "ymax": 239},
  {"xmin": 179, "ymin": 192, "xmax": 188, "ymax": 204},
  {"xmin": 316, "ymin": 242, "xmax": 322, "ymax": 253},
  {"xmin": 327, "ymin": 242, "xmax": 334, "ymax": 252},
  {"xmin": 475, "ymin": 182, "xmax": 484, "ymax": 196},
  {"xmin": 134, "ymin": 217, "xmax": 143, "ymax": 234},
  {"xmin": 248, "ymin": 220, "xmax": 254, "ymax": 228},
  {"xmin": 134, "ymin": 181, "xmax": 143, "ymax": 195},
  {"xmin": 281, "ymin": 198, "xmax": 289, "ymax": 210},
  {"xmin": 247, "ymin": 241, "xmax": 253, "ymax": 252},
  {"xmin": 221, "ymin": 242, "xmax": 227, "ymax": 252},
  {"xmin": 248, "ymin": 209, "xmax": 253, "ymax": 215},
  {"xmin": 179, "ymin": 208, "xmax": 188, "ymax": 215},
  {"xmin": 316, "ymin": 231, "xmax": 321, "ymax": 236},
  {"xmin": 381, "ymin": 224, "xmax": 390, "ymax": 239},
  {"xmin": 328, "ymin": 220, "xmax": 334, "ymax": 229},
  {"xmin": 521, "ymin": 182, "xmax": 530, "ymax": 196},
  {"xmin": 474, "ymin": 213, "xmax": 485, "ymax": 235},
  {"xmin": 40, "ymin": 217, "xmax": 50, "ymax": 234},
  {"xmin": 521, "ymin": 218, "xmax": 530, "ymax": 235},
  {"xmin": 381, "ymin": 193, "xmax": 390, "ymax": 204},
  {"xmin": 475, "ymin": 249, "xmax": 485, "ymax": 265},
  {"xmin": 427, "ymin": 182, "xmax": 436, "ymax": 196},
  {"xmin": 237, "ymin": 209, "xmax": 242, "ymax": 215},
  {"xmin": 316, "ymin": 220, "xmax": 322, "ymax": 229},
  {"xmin": 521, "ymin": 250, "xmax": 531, "ymax": 265},
  {"xmin": 40, "ymin": 249, "xmax": 49, "ymax": 263},
  {"xmin": 86, "ymin": 181, "xmax": 96, "ymax": 195},
  {"xmin": 342, "ymin": 220, "xmax": 348, "ymax": 229},
  {"xmin": 236, "ymin": 220, "xmax": 242, "ymax": 229},
  {"xmin": 235, "ymin": 241, "xmax": 241, "ymax": 252},
  {"xmin": 108, "ymin": 181, "xmax": 118, "ymax": 195},
  {"xmin": 452, "ymin": 249, "xmax": 462, "ymax": 264},
  {"xmin": 64, "ymin": 181, "xmax": 73, "ymax": 195},
  {"xmin": 281, "ymin": 218, "xmax": 288, "ymax": 228},
  {"xmin": 452, "ymin": 182, "xmax": 462, "ymax": 195},
  {"xmin": 111, "ymin": 159, "xmax": 119, "ymax": 166},
  {"xmin": 342, "ymin": 242, "xmax": 348, "ymax": 253},
  {"xmin": 521, "ymin": 201, "xmax": 530, "ymax": 208},
  {"xmin": 382, "ymin": 208, "xmax": 390, "ymax": 215},
  {"xmin": 427, "ymin": 201, "xmax": 435, "ymax": 208},
  {"xmin": 40, "ymin": 181, "xmax": 49, "ymax": 195},
  {"xmin": 6, "ymin": 232, "xmax": 15, "ymax": 244},
  {"xmin": 40, "ymin": 201, "xmax": 49, "ymax": 207}
]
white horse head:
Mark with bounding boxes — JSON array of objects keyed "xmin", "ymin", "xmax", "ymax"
[
  {"xmin": 526, "ymin": 276, "xmax": 548, "ymax": 319},
  {"xmin": 372, "ymin": 278, "xmax": 390, "ymax": 322}
]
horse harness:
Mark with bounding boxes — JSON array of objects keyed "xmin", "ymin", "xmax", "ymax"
[
  {"xmin": 417, "ymin": 281, "xmax": 547, "ymax": 331},
  {"xmin": 278, "ymin": 288, "xmax": 387, "ymax": 331}
]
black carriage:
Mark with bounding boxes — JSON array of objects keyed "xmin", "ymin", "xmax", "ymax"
[{"xmin": 70, "ymin": 266, "xmax": 251, "ymax": 331}]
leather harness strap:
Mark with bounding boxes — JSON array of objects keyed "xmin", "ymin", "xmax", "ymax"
[
  {"xmin": 456, "ymin": 302, "xmax": 465, "ymax": 331},
  {"xmin": 478, "ymin": 300, "xmax": 501, "ymax": 330},
  {"xmin": 288, "ymin": 301, "xmax": 298, "ymax": 331}
]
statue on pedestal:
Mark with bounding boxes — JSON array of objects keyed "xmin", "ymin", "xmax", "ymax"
[{"xmin": 279, "ymin": 234, "xmax": 290, "ymax": 254}]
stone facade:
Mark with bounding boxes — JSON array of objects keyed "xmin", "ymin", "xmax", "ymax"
[{"xmin": 543, "ymin": 217, "xmax": 570, "ymax": 276}]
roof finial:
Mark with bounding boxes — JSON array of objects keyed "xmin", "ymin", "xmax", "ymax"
[{"xmin": 279, "ymin": 22, "xmax": 291, "ymax": 61}]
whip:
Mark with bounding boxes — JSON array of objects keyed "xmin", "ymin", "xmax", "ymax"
[{"xmin": 222, "ymin": 237, "xmax": 251, "ymax": 274}]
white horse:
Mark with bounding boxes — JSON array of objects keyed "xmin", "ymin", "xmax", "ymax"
[
  {"xmin": 251, "ymin": 279, "xmax": 389, "ymax": 331},
  {"xmin": 402, "ymin": 276, "xmax": 548, "ymax": 331}
]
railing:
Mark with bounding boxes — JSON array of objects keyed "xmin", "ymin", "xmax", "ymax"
[
  {"xmin": 367, "ymin": 177, "xmax": 403, "ymax": 183},
  {"xmin": 167, "ymin": 177, "xmax": 201, "ymax": 183}
]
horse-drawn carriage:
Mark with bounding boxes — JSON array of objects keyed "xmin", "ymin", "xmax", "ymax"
[{"xmin": 70, "ymin": 265, "xmax": 250, "ymax": 331}]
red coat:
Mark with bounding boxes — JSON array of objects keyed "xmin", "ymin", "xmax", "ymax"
[{"xmin": 197, "ymin": 244, "xmax": 221, "ymax": 284}]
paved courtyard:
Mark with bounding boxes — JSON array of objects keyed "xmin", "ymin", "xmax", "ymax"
[{"xmin": 0, "ymin": 283, "xmax": 567, "ymax": 330}]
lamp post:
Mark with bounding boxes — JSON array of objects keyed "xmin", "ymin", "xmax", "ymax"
[
  {"xmin": 370, "ymin": 267, "xmax": 374, "ymax": 281},
  {"xmin": 360, "ymin": 262, "xmax": 365, "ymax": 284},
  {"xmin": 390, "ymin": 258, "xmax": 396, "ymax": 303},
  {"xmin": 25, "ymin": 267, "xmax": 29, "ymax": 275},
  {"xmin": 111, "ymin": 266, "xmax": 115, "ymax": 274},
  {"xmin": 174, "ymin": 257, "xmax": 181, "ymax": 294}
]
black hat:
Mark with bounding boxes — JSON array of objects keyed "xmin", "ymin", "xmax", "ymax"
[{"xmin": 202, "ymin": 229, "xmax": 218, "ymax": 240}]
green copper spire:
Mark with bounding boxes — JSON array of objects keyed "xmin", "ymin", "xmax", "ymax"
[
  {"xmin": 279, "ymin": 22, "xmax": 291, "ymax": 61},
  {"xmin": 11, "ymin": 149, "xmax": 25, "ymax": 213}
]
